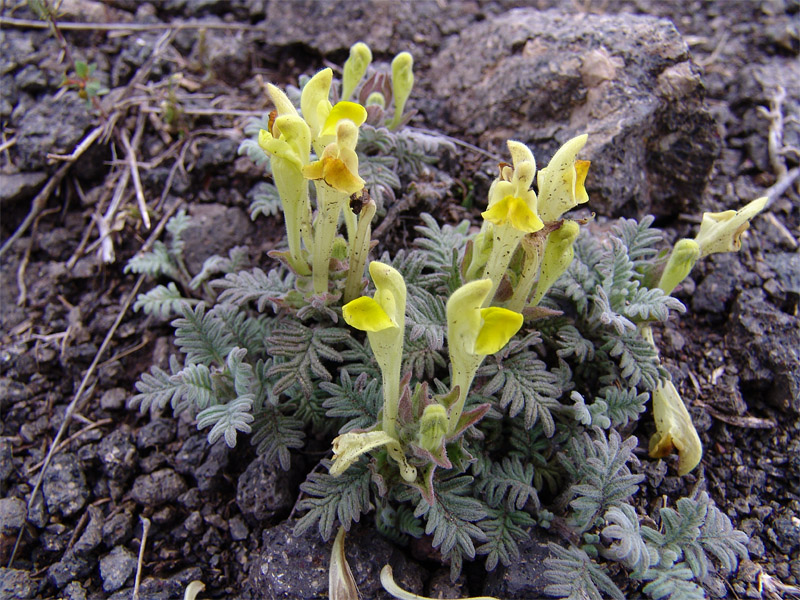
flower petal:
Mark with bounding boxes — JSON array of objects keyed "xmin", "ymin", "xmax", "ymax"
[
  {"xmin": 321, "ymin": 101, "xmax": 368, "ymax": 136},
  {"xmin": 342, "ymin": 296, "xmax": 397, "ymax": 332},
  {"xmin": 474, "ymin": 307, "xmax": 523, "ymax": 355},
  {"xmin": 481, "ymin": 195, "xmax": 543, "ymax": 233},
  {"xmin": 694, "ymin": 196, "xmax": 767, "ymax": 258},
  {"xmin": 321, "ymin": 156, "xmax": 366, "ymax": 195},
  {"xmin": 329, "ymin": 430, "xmax": 396, "ymax": 476},
  {"xmin": 648, "ymin": 379, "xmax": 703, "ymax": 476}
]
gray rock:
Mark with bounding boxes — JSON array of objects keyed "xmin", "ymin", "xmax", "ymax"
[
  {"xmin": 98, "ymin": 428, "xmax": 137, "ymax": 483},
  {"xmin": 236, "ymin": 453, "xmax": 294, "ymax": 523},
  {"xmin": 260, "ymin": 0, "xmax": 497, "ymax": 59},
  {"xmin": 196, "ymin": 138, "xmax": 239, "ymax": 172},
  {"xmin": 182, "ymin": 204, "xmax": 257, "ymax": 274},
  {"xmin": 14, "ymin": 64, "xmax": 48, "ymax": 93},
  {"xmin": 229, "ymin": 514, "xmax": 249, "ymax": 541},
  {"xmin": 174, "ymin": 435, "xmax": 208, "ymax": 476},
  {"xmin": 0, "ymin": 567, "xmax": 35, "ymax": 599},
  {"xmin": 0, "ymin": 171, "xmax": 47, "ymax": 205},
  {"xmin": 64, "ymin": 580, "xmax": 88, "ymax": 600},
  {"xmin": 195, "ymin": 439, "xmax": 230, "ymax": 492},
  {"xmin": 136, "ymin": 418, "xmax": 176, "ymax": 449},
  {"xmin": 765, "ymin": 252, "xmax": 800, "ymax": 297},
  {"xmin": 72, "ymin": 505, "xmax": 104, "ymax": 556},
  {"xmin": 103, "ymin": 510, "xmax": 135, "ymax": 548},
  {"xmin": 245, "ymin": 520, "xmax": 425, "ymax": 599},
  {"xmin": 107, "ymin": 576, "xmax": 184, "ymax": 600},
  {"xmin": 0, "ymin": 497, "xmax": 26, "ymax": 535},
  {"xmin": 483, "ymin": 528, "xmax": 554, "ymax": 599},
  {"xmin": 0, "ymin": 442, "xmax": 13, "ymax": 486},
  {"xmin": 691, "ymin": 254, "xmax": 746, "ymax": 314},
  {"xmin": 131, "ymin": 468, "xmax": 187, "ymax": 506},
  {"xmin": 0, "ymin": 30, "xmax": 35, "ymax": 75},
  {"xmin": 100, "ymin": 387, "xmax": 129, "ymax": 411},
  {"xmin": 42, "ymin": 453, "xmax": 89, "ymax": 518},
  {"xmin": 47, "ymin": 550, "xmax": 91, "ymax": 589},
  {"xmin": 727, "ymin": 288, "xmax": 800, "ymax": 413},
  {"xmin": 100, "ymin": 545, "xmax": 138, "ymax": 592},
  {"xmin": 13, "ymin": 91, "xmax": 95, "ymax": 171},
  {"xmin": 429, "ymin": 9, "xmax": 719, "ymax": 217}
]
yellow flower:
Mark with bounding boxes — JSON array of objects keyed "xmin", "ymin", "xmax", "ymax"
[
  {"xmin": 320, "ymin": 101, "xmax": 367, "ymax": 137},
  {"xmin": 447, "ymin": 279, "xmax": 523, "ymax": 434},
  {"xmin": 342, "ymin": 295, "xmax": 396, "ymax": 332},
  {"xmin": 537, "ymin": 134, "xmax": 590, "ymax": 223},
  {"xmin": 341, "ymin": 42, "xmax": 373, "ymax": 102},
  {"xmin": 474, "ymin": 306, "xmax": 525, "ymax": 354},
  {"xmin": 481, "ymin": 195, "xmax": 543, "ymax": 233},
  {"xmin": 342, "ymin": 262, "xmax": 407, "ymax": 440},
  {"xmin": 694, "ymin": 196, "xmax": 768, "ymax": 258},
  {"xmin": 302, "ymin": 119, "xmax": 365, "ymax": 195},
  {"xmin": 329, "ymin": 430, "xmax": 415, "ymax": 481},
  {"xmin": 649, "ymin": 378, "xmax": 703, "ymax": 476}
]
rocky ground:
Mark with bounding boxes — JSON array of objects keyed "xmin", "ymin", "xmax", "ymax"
[{"xmin": 0, "ymin": 1, "xmax": 798, "ymax": 599}]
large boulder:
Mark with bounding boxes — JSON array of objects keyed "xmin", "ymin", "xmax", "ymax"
[{"xmin": 429, "ymin": 9, "xmax": 720, "ymax": 217}]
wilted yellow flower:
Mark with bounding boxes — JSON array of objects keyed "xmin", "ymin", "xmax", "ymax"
[{"xmin": 694, "ymin": 196, "xmax": 768, "ymax": 258}]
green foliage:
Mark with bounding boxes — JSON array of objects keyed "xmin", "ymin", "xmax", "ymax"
[
  {"xmin": 478, "ymin": 333, "xmax": 562, "ymax": 435},
  {"xmin": 544, "ymin": 544, "xmax": 624, "ymax": 600},
  {"xmin": 294, "ymin": 459, "xmax": 373, "ymax": 541},
  {"xmin": 409, "ymin": 476, "xmax": 488, "ymax": 581},
  {"xmin": 127, "ymin": 50, "xmax": 755, "ymax": 595},
  {"xmin": 560, "ymin": 429, "xmax": 644, "ymax": 532},
  {"xmin": 477, "ymin": 506, "xmax": 534, "ymax": 571}
]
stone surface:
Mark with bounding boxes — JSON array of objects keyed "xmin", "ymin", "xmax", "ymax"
[
  {"xmin": 182, "ymin": 204, "xmax": 257, "ymax": 274},
  {"xmin": 47, "ymin": 550, "xmax": 92, "ymax": 590},
  {"xmin": 73, "ymin": 505, "xmax": 104, "ymax": 556},
  {"xmin": 0, "ymin": 497, "xmax": 26, "ymax": 535},
  {"xmin": 42, "ymin": 453, "xmax": 90, "ymax": 518},
  {"xmin": 428, "ymin": 9, "xmax": 720, "ymax": 217},
  {"xmin": 13, "ymin": 91, "xmax": 96, "ymax": 171},
  {"xmin": 131, "ymin": 468, "xmax": 187, "ymax": 506},
  {"xmin": 0, "ymin": 171, "xmax": 47, "ymax": 205},
  {"xmin": 0, "ymin": 567, "xmax": 35, "ymax": 599},
  {"xmin": 727, "ymin": 288, "xmax": 800, "ymax": 414},
  {"xmin": 98, "ymin": 428, "xmax": 137, "ymax": 483},
  {"xmin": 136, "ymin": 418, "xmax": 176, "ymax": 449},
  {"xmin": 245, "ymin": 520, "xmax": 425, "ymax": 599},
  {"xmin": 100, "ymin": 545, "xmax": 138, "ymax": 592},
  {"xmin": 259, "ymin": 0, "xmax": 481, "ymax": 58},
  {"xmin": 235, "ymin": 452, "xmax": 295, "ymax": 523}
]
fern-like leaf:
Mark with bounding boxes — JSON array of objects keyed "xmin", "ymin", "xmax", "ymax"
[
  {"xmin": 294, "ymin": 459, "xmax": 372, "ymax": 541},
  {"xmin": 544, "ymin": 543, "xmax": 625, "ymax": 600},
  {"xmin": 601, "ymin": 504, "xmax": 657, "ymax": 576},
  {"xmin": 213, "ymin": 267, "xmax": 295, "ymax": 312},
  {"xmin": 560, "ymin": 429, "xmax": 644, "ymax": 531},
  {"xmin": 478, "ymin": 334, "xmax": 562, "ymax": 435},
  {"xmin": 477, "ymin": 506, "xmax": 534, "ymax": 572},
  {"xmin": 125, "ymin": 241, "xmax": 180, "ymax": 280},
  {"xmin": 478, "ymin": 457, "xmax": 539, "ymax": 511},
  {"xmin": 320, "ymin": 370, "xmax": 381, "ymax": 433},
  {"xmin": 412, "ymin": 476, "xmax": 488, "ymax": 581},
  {"xmin": 172, "ymin": 303, "xmax": 232, "ymax": 366},
  {"xmin": 250, "ymin": 403, "xmax": 305, "ymax": 470},
  {"xmin": 196, "ymin": 397, "xmax": 254, "ymax": 448},
  {"xmin": 133, "ymin": 282, "xmax": 195, "ymax": 318},
  {"xmin": 641, "ymin": 564, "xmax": 705, "ymax": 600},
  {"xmin": 267, "ymin": 322, "xmax": 347, "ymax": 397}
]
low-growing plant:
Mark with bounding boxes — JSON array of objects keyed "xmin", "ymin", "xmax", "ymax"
[{"xmin": 128, "ymin": 42, "xmax": 762, "ymax": 599}]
